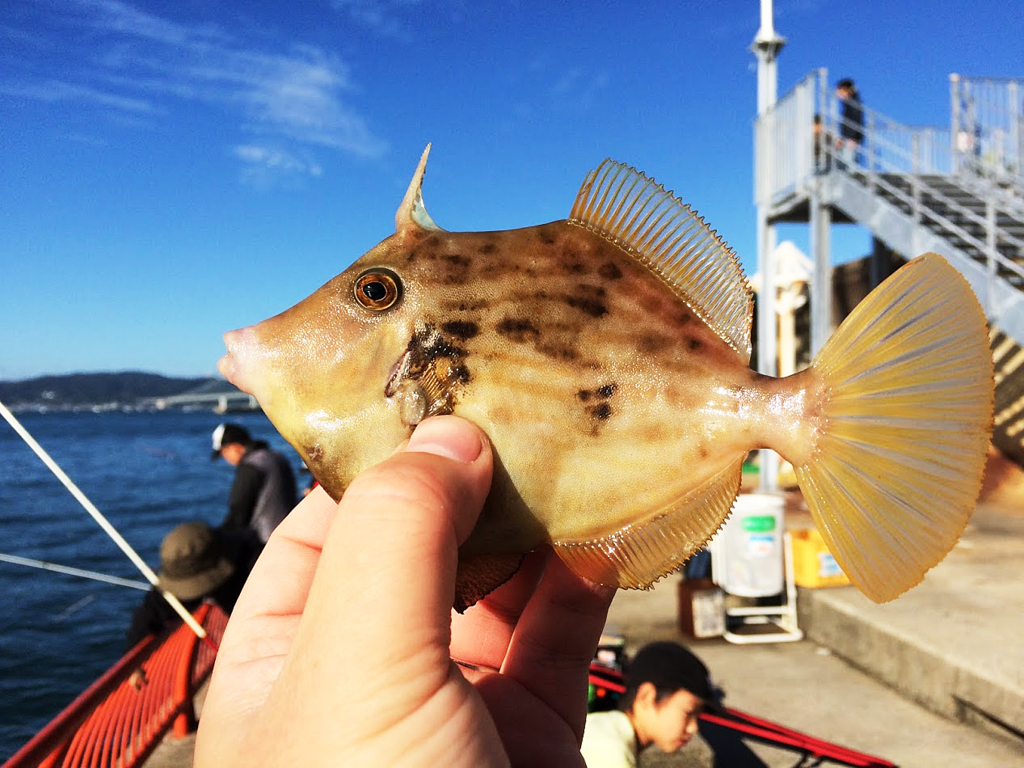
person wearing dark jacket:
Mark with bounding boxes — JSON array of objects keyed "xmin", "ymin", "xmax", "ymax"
[
  {"xmin": 835, "ymin": 77, "xmax": 864, "ymax": 169},
  {"xmin": 125, "ymin": 521, "xmax": 259, "ymax": 650},
  {"xmin": 211, "ymin": 423, "xmax": 298, "ymax": 544}
]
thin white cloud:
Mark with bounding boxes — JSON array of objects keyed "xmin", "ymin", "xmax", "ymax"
[
  {"xmin": 0, "ymin": 79, "xmax": 157, "ymax": 114},
  {"xmin": 330, "ymin": 0, "xmax": 423, "ymax": 40},
  {"xmin": 67, "ymin": 132, "xmax": 109, "ymax": 147},
  {"xmin": 233, "ymin": 144, "xmax": 323, "ymax": 187},
  {"xmin": 3, "ymin": 0, "xmax": 386, "ymax": 175},
  {"xmin": 547, "ymin": 67, "xmax": 610, "ymax": 112},
  {"xmin": 77, "ymin": 0, "xmax": 230, "ymax": 48}
]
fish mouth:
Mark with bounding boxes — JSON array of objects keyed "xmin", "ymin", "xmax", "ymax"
[
  {"xmin": 218, "ymin": 327, "xmax": 264, "ymax": 402},
  {"xmin": 216, "ymin": 351, "xmax": 239, "ymax": 387}
]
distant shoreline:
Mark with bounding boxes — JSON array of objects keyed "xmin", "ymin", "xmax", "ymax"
[{"xmin": 0, "ymin": 372, "xmax": 243, "ymax": 411}]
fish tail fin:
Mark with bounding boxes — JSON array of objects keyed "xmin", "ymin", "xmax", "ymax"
[{"xmin": 797, "ymin": 253, "xmax": 993, "ymax": 602}]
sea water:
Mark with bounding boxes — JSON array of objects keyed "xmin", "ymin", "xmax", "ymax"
[{"xmin": 0, "ymin": 410, "xmax": 304, "ymax": 758}]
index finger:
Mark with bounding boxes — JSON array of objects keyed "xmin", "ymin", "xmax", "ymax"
[
  {"xmin": 228, "ymin": 483, "xmax": 338, "ymax": 626},
  {"xmin": 500, "ymin": 556, "xmax": 614, "ymax": 735}
]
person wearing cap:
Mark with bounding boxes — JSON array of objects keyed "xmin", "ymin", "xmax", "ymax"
[
  {"xmin": 211, "ymin": 422, "xmax": 298, "ymax": 545},
  {"xmin": 581, "ymin": 641, "xmax": 716, "ymax": 767},
  {"xmin": 125, "ymin": 521, "xmax": 259, "ymax": 650}
]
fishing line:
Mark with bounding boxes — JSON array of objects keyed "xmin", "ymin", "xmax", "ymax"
[
  {"xmin": 0, "ymin": 552, "xmax": 150, "ymax": 590},
  {"xmin": 55, "ymin": 594, "xmax": 96, "ymax": 621},
  {"xmin": 0, "ymin": 400, "xmax": 218, "ymax": 652}
]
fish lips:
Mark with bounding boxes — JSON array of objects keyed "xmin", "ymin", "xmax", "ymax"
[{"xmin": 218, "ymin": 326, "xmax": 270, "ymax": 405}]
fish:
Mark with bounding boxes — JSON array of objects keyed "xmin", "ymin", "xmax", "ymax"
[{"xmin": 218, "ymin": 146, "xmax": 994, "ymax": 611}]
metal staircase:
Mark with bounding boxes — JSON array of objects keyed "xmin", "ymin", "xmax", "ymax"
[{"xmin": 755, "ymin": 69, "xmax": 1024, "ymax": 464}]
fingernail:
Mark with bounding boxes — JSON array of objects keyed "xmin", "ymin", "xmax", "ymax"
[{"xmin": 406, "ymin": 416, "xmax": 484, "ymax": 464}]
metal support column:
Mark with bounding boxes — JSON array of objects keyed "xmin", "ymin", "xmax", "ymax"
[
  {"xmin": 809, "ymin": 180, "xmax": 832, "ymax": 357},
  {"xmin": 950, "ymin": 74, "xmax": 961, "ymax": 175},
  {"xmin": 752, "ymin": 0, "xmax": 785, "ymax": 492}
]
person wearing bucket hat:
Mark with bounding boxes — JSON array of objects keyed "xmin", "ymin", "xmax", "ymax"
[
  {"xmin": 125, "ymin": 521, "xmax": 258, "ymax": 649},
  {"xmin": 211, "ymin": 422, "xmax": 298, "ymax": 545},
  {"xmin": 582, "ymin": 641, "xmax": 718, "ymax": 767}
]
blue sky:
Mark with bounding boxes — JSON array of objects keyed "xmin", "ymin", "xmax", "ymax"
[{"xmin": 2, "ymin": 0, "xmax": 1021, "ymax": 379}]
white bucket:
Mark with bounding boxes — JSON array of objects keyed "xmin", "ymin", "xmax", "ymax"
[{"xmin": 708, "ymin": 493, "xmax": 784, "ymax": 597}]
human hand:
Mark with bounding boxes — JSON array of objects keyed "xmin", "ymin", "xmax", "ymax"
[
  {"xmin": 128, "ymin": 668, "xmax": 147, "ymax": 691},
  {"xmin": 194, "ymin": 415, "xmax": 614, "ymax": 767}
]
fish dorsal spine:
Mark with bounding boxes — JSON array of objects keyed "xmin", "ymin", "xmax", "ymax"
[
  {"xmin": 569, "ymin": 160, "xmax": 752, "ymax": 360},
  {"xmin": 396, "ymin": 144, "xmax": 445, "ymax": 235}
]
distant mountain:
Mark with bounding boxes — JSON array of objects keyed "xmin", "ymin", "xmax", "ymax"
[{"xmin": 0, "ymin": 372, "xmax": 223, "ymax": 408}]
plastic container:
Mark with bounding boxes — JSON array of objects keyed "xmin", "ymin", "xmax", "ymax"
[
  {"xmin": 790, "ymin": 528, "xmax": 851, "ymax": 588},
  {"xmin": 708, "ymin": 493, "xmax": 784, "ymax": 597}
]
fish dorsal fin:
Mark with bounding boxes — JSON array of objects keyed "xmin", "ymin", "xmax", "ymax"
[
  {"xmin": 396, "ymin": 144, "xmax": 445, "ymax": 236},
  {"xmin": 552, "ymin": 457, "xmax": 743, "ymax": 588},
  {"xmin": 569, "ymin": 160, "xmax": 752, "ymax": 359}
]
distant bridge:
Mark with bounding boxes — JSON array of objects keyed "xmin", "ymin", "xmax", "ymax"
[{"xmin": 150, "ymin": 387, "xmax": 260, "ymax": 413}]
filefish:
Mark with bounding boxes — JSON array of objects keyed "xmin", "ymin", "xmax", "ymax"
[{"xmin": 218, "ymin": 146, "xmax": 993, "ymax": 610}]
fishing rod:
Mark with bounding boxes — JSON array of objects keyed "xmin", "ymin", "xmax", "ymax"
[
  {"xmin": 0, "ymin": 552, "xmax": 150, "ymax": 590},
  {"xmin": 0, "ymin": 400, "xmax": 218, "ymax": 652}
]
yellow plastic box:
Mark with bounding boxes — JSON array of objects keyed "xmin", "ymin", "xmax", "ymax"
[{"xmin": 790, "ymin": 528, "xmax": 851, "ymax": 588}]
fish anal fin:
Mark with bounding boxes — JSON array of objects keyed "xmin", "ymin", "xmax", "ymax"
[
  {"xmin": 454, "ymin": 553, "xmax": 524, "ymax": 613},
  {"xmin": 553, "ymin": 458, "xmax": 743, "ymax": 589},
  {"xmin": 800, "ymin": 253, "xmax": 994, "ymax": 602},
  {"xmin": 568, "ymin": 160, "xmax": 752, "ymax": 360}
]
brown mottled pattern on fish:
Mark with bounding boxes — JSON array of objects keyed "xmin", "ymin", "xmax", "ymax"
[
  {"xmin": 363, "ymin": 222, "xmax": 763, "ymax": 551},
  {"xmin": 220, "ymin": 146, "xmax": 994, "ymax": 609}
]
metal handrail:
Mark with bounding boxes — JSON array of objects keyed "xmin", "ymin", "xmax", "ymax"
[
  {"xmin": 861, "ymin": 171, "xmax": 1024, "ymax": 283},
  {"xmin": 860, "ymin": 103, "xmax": 1024, "ymax": 252},
  {"xmin": 837, "ymin": 104, "xmax": 1024, "ymax": 287},
  {"xmin": 755, "ymin": 68, "xmax": 1024, "ymax": 291},
  {"xmin": 3, "ymin": 603, "xmax": 228, "ymax": 768},
  {"xmin": 950, "ymin": 74, "xmax": 1023, "ymax": 187}
]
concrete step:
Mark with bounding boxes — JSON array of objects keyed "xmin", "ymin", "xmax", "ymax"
[
  {"xmin": 796, "ymin": 505, "xmax": 1024, "ymax": 743},
  {"xmin": 606, "ymin": 499, "xmax": 1024, "ymax": 765}
]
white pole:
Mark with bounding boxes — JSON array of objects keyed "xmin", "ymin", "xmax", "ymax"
[
  {"xmin": 759, "ymin": 0, "xmax": 775, "ymax": 41},
  {"xmin": 0, "ymin": 400, "xmax": 209, "ymax": 641},
  {"xmin": 0, "ymin": 552, "xmax": 150, "ymax": 590},
  {"xmin": 753, "ymin": 0, "xmax": 786, "ymax": 493}
]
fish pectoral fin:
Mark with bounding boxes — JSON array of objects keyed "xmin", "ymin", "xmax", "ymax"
[
  {"xmin": 552, "ymin": 459, "xmax": 743, "ymax": 589},
  {"xmin": 453, "ymin": 553, "xmax": 525, "ymax": 613}
]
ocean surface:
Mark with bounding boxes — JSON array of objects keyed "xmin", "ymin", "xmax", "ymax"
[{"xmin": 0, "ymin": 410, "xmax": 304, "ymax": 759}]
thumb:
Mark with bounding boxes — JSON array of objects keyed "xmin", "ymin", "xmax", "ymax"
[
  {"xmin": 298, "ymin": 414, "xmax": 494, "ymax": 668},
  {"xmin": 207, "ymin": 416, "xmax": 497, "ymax": 765}
]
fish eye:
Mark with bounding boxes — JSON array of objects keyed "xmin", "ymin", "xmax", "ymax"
[{"xmin": 354, "ymin": 269, "xmax": 402, "ymax": 311}]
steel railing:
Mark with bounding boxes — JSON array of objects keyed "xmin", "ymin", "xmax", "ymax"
[
  {"xmin": 951, "ymin": 75, "xmax": 1024, "ymax": 183},
  {"xmin": 3, "ymin": 603, "xmax": 228, "ymax": 768},
  {"xmin": 755, "ymin": 69, "xmax": 957, "ymax": 204},
  {"xmin": 755, "ymin": 68, "xmax": 1024, "ymax": 304}
]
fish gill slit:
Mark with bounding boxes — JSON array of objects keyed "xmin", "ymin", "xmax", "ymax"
[{"xmin": 388, "ymin": 324, "xmax": 472, "ymax": 417}]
